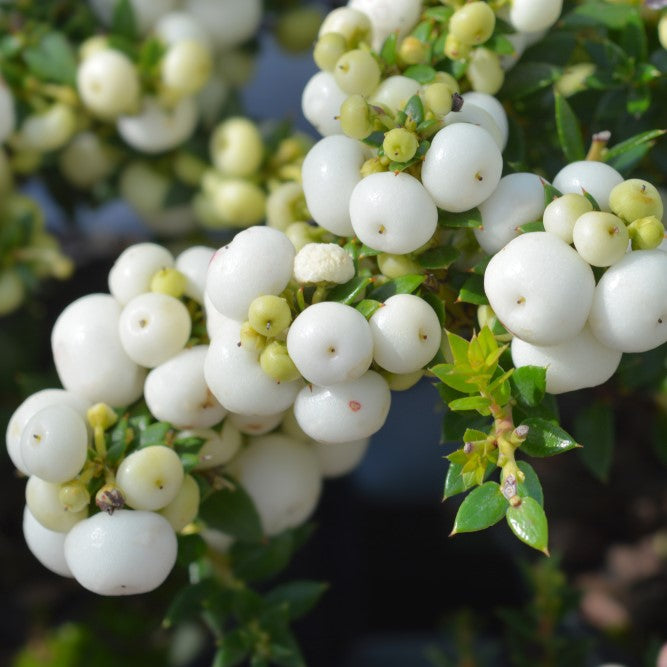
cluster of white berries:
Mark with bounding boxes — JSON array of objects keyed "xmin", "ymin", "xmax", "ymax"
[
  {"xmin": 484, "ymin": 162, "xmax": 667, "ymax": 394},
  {"xmin": 7, "ymin": 239, "xmax": 376, "ymax": 595}
]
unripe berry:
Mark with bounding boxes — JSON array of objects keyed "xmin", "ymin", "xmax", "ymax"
[
  {"xmin": 160, "ymin": 39, "xmax": 212, "ymax": 99},
  {"xmin": 382, "ymin": 127, "xmax": 419, "ymax": 163},
  {"xmin": 572, "ymin": 211, "xmax": 629, "ymax": 267},
  {"xmin": 266, "ymin": 182, "xmax": 309, "ymax": 231},
  {"xmin": 248, "ymin": 295, "xmax": 292, "ymax": 337},
  {"xmin": 208, "ymin": 178, "xmax": 267, "ymax": 228},
  {"xmin": 449, "ymin": 2, "xmax": 496, "ymax": 45},
  {"xmin": 58, "ymin": 481, "xmax": 90, "ymax": 514},
  {"xmin": 377, "ymin": 253, "xmax": 423, "ymax": 279},
  {"xmin": 150, "ymin": 267, "xmax": 187, "ymax": 298},
  {"xmin": 313, "ymin": 32, "xmax": 348, "ymax": 72},
  {"xmin": 26, "ymin": 476, "xmax": 87, "ymax": 533},
  {"xmin": 193, "ymin": 420, "xmax": 242, "ymax": 470},
  {"xmin": 466, "ymin": 48, "xmax": 504, "ymax": 95},
  {"xmin": 508, "ymin": 0, "xmax": 563, "ymax": 33},
  {"xmin": 423, "ymin": 82, "xmax": 453, "ymax": 116},
  {"xmin": 210, "ymin": 117, "xmax": 264, "ymax": 178},
  {"xmin": 301, "ymin": 71, "xmax": 347, "ymax": 136},
  {"xmin": 608, "ymin": 178, "xmax": 663, "ymax": 224},
  {"xmin": 627, "ymin": 216, "xmax": 665, "ymax": 250},
  {"xmin": 399, "ymin": 36, "xmax": 429, "ymax": 64},
  {"xmin": 543, "ymin": 193, "xmax": 593, "ymax": 244},
  {"xmin": 340, "ymin": 94, "xmax": 374, "ymax": 140},
  {"xmin": 159, "ymin": 474, "xmax": 200, "ymax": 532},
  {"xmin": 444, "ymin": 34, "xmax": 471, "ymax": 60},
  {"xmin": 334, "ymin": 49, "xmax": 381, "ymax": 96},
  {"xmin": 318, "ymin": 7, "xmax": 372, "ymax": 47},
  {"xmin": 260, "ymin": 341, "xmax": 302, "ymax": 383}
]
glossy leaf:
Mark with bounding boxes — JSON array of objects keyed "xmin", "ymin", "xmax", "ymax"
[
  {"xmin": 404, "ymin": 95, "xmax": 425, "ymax": 125},
  {"xmin": 574, "ymin": 402, "xmax": 615, "ymax": 481},
  {"xmin": 423, "ymin": 6, "xmax": 454, "ymax": 22},
  {"xmin": 501, "ymin": 62, "xmax": 561, "ymax": 99},
  {"xmin": 451, "ymin": 482, "xmax": 507, "ymax": 534},
  {"xmin": 520, "ymin": 418, "xmax": 579, "ymax": 458},
  {"xmin": 603, "ymin": 129, "xmax": 666, "ymax": 164},
  {"xmin": 355, "ymin": 298, "xmax": 382, "ymax": 319},
  {"xmin": 437, "ymin": 208, "xmax": 482, "ymax": 229},
  {"xmin": 163, "ymin": 581, "xmax": 214, "ymax": 628},
  {"xmin": 198, "ymin": 478, "xmax": 263, "ymax": 543},
  {"xmin": 448, "ymin": 396, "xmax": 492, "ymax": 415},
  {"xmin": 416, "ymin": 245, "xmax": 459, "ymax": 269},
  {"xmin": 403, "ymin": 64, "xmax": 436, "ymax": 83},
  {"xmin": 511, "ymin": 366, "xmax": 547, "ymax": 407},
  {"xmin": 554, "ymin": 92, "xmax": 585, "ymax": 162},
  {"xmin": 516, "ymin": 461, "xmax": 544, "ymax": 507},
  {"xmin": 506, "ymin": 497, "xmax": 549, "ymax": 554},
  {"xmin": 367, "ymin": 274, "xmax": 425, "ymax": 301},
  {"xmin": 380, "ymin": 33, "xmax": 397, "ymax": 66},
  {"xmin": 231, "ymin": 529, "xmax": 299, "ymax": 583},
  {"xmin": 327, "ymin": 276, "xmax": 371, "ymax": 304},
  {"xmin": 139, "ymin": 421, "xmax": 171, "ymax": 448},
  {"xmin": 458, "ymin": 274, "xmax": 488, "ymax": 306}
]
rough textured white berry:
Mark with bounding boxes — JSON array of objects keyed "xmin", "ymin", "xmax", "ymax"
[
  {"xmin": 293, "ymin": 242, "xmax": 355, "ymax": 284},
  {"xmin": 421, "ymin": 123, "xmax": 503, "ymax": 212},
  {"xmin": 511, "ymin": 326, "xmax": 622, "ymax": 394},
  {"xmin": 484, "ymin": 232, "xmax": 595, "ymax": 345},
  {"xmin": 588, "ymin": 250, "xmax": 667, "ymax": 353},
  {"xmin": 287, "ymin": 302, "xmax": 373, "ymax": 386},
  {"xmin": 349, "ymin": 171, "xmax": 438, "ymax": 254},
  {"xmin": 228, "ymin": 434, "xmax": 322, "ymax": 536},
  {"xmin": 64, "ymin": 509, "xmax": 177, "ymax": 595},
  {"xmin": 23, "ymin": 506, "xmax": 72, "ymax": 578},
  {"xmin": 293, "ymin": 370, "xmax": 391, "ymax": 443}
]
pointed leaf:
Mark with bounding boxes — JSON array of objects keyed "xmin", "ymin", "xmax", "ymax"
[
  {"xmin": 574, "ymin": 402, "xmax": 614, "ymax": 482},
  {"xmin": 438, "ymin": 208, "xmax": 482, "ymax": 229},
  {"xmin": 506, "ymin": 497, "xmax": 549, "ymax": 554},
  {"xmin": 554, "ymin": 92, "xmax": 585, "ymax": 162},
  {"xmin": 516, "ymin": 461, "xmax": 544, "ymax": 507},
  {"xmin": 458, "ymin": 274, "xmax": 488, "ymax": 306},
  {"xmin": 112, "ymin": 0, "xmax": 138, "ymax": 40},
  {"xmin": 417, "ymin": 245, "xmax": 459, "ymax": 269},
  {"xmin": 602, "ymin": 129, "xmax": 666, "ymax": 164},
  {"xmin": 367, "ymin": 274, "xmax": 425, "ymax": 301},
  {"xmin": 403, "ymin": 64, "xmax": 436, "ymax": 83},
  {"xmin": 451, "ymin": 482, "xmax": 507, "ymax": 534},
  {"xmin": 520, "ymin": 418, "xmax": 579, "ymax": 458},
  {"xmin": 327, "ymin": 276, "xmax": 371, "ymax": 304},
  {"xmin": 163, "ymin": 581, "xmax": 215, "ymax": 628},
  {"xmin": 23, "ymin": 32, "xmax": 77, "ymax": 86},
  {"xmin": 511, "ymin": 366, "xmax": 547, "ymax": 407},
  {"xmin": 379, "ymin": 33, "xmax": 397, "ymax": 66},
  {"xmin": 355, "ymin": 298, "xmax": 382, "ymax": 319},
  {"xmin": 265, "ymin": 581, "xmax": 328, "ymax": 621},
  {"xmin": 213, "ymin": 630, "xmax": 252, "ymax": 667},
  {"xmin": 447, "ymin": 396, "xmax": 492, "ymax": 414},
  {"xmin": 404, "ymin": 94, "xmax": 425, "ymax": 125}
]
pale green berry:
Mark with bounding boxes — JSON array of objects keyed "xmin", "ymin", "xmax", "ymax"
[
  {"xmin": 572, "ymin": 211, "xmax": 630, "ymax": 267},
  {"xmin": 433, "ymin": 71, "xmax": 460, "ymax": 94},
  {"xmin": 476, "ymin": 304, "xmax": 512, "ymax": 343},
  {"xmin": 449, "ymin": 2, "xmax": 496, "ymax": 46},
  {"xmin": 609, "ymin": 179, "xmax": 663, "ymax": 224},
  {"xmin": 377, "ymin": 253, "xmax": 423, "ymax": 279},
  {"xmin": 159, "ymin": 474, "xmax": 200, "ymax": 532},
  {"xmin": 248, "ymin": 294, "xmax": 292, "ymax": 337},
  {"xmin": 285, "ymin": 221, "xmax": 325, "ymax": 251},
  {"xmin": 313, "ymin": 32, "xmax": 348, "ymax": 72},
  {"xmin": 423, "ymin": 82, "xmax": 453, "ymax": 116},
  {"xmin": 660, "ymin": 13, "xmax": 667, "ymax": 50},
  {"xmin": 360, "ymin": 157, "xmax": 387, "ymax": 178},
  {"xmin": 275, "ymin": 5, "xmax": 323, "ymax": 53},
  {"xmin": 160, "ymin": 39, "xmax": 213, "ymax": 100},
  {"xmin": 398, "ymin": 36, "xmax": 429, "ymax": 65},
  {"xmin": 627, "ymin": 216, "xmax": 665, "ymax": 250},
  {"xmin": 260, "ymin": 341, "xmax": 302, "ymax": 382},
  {"xmin": 334, "ymin": 49, "xmax": 381, "ymax": 96},
  {"xmin": 210, "ymin": 117, "xmax": 264, "ymax": 178},
  {"xmin": 543, "ymin": 193, "xmax": 594, "ymax": 244},
  {"xmin": 444, "ymin": 33, "xmax": 471, "ymax": 60},
  {"xmin": 340, "ymin": 94, "xmax": 374, "ymax": 140},
  {"xmin": 0, "ymin": 268, "xmax": 25, "ymax": 316},
  {"xmin": 240, "ymin": 320, "xmax": 267, "ymax": 352},
  {"xmin": 381, "ymin": 369, "xmax": 424, "ymax": 391},
  {"xmin": 382, "ymin": 127, "xmax": 418, "ymax": 163},
  {"xmin": 58, "ymin": 481, "xmax": 91, "ymax": 514},
  {"xmin": 554, "ymin": 63, "xmax": 596, "ymax": 97},
  {"xmin": 150, "ymin": 267, "xmax": 187, "ymax": 298},
  {"xmin": 466, "ymin": 47, "xmax": 504, "ymax": 95},
  {"xmin": 209, "ymin": 179, "xmax": 267, "ymax": 228}
]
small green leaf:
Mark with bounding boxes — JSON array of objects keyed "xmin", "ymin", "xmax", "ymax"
[
  {"xmin": 327, "ymin": 276, "xmax": 371, "ymax": 304},
  {"xmin": 451, "ymin": 482, "xmax": 507, "ymax": 534},
  {"xmin": 486, "ymin": 34, "xmax": 516, "ymax": 55},
  {"xmin": 417, "ymin": 245, "xmax": 460, "ymax": 269},
  {"xmin": 516, "ymin": 461, "xmax": 544, "ymax": 507},
  {"xmin": 517, "ymin": 220, "xmax": 545, "ymax": 233},
  {"xmin": 506, "ymin": 497, "xmax": 549, "ymax": 554},
  {"xmin": 412, "ymin": 20, "xmax": 433, "ymax": 42},
  {"xmin": 501, "ymin": 62, "xmax": 562, "ymax": 100},
  {"xmin": 573, "ymin": 2, "xmax": 639, "ymax": 29},
  {"xmin": 176, "ymin": 533, "xmax": 207, "ymax": 568},
  {"xmin": 355, "ymin": 298, "xmax": 382, "ymax": 319},
  {"xmin": 574, "ymin": 402, "xmax": 614, "ymax": 482},
  {"xmin": 457, "ymin": 274, "xmax": 488, "ymax": 306},
  {"xmin": 443, "ymin": 460, "xmax": 494, "ymax": 499},
  {"xmin": 520, "ymin": 418, "xmax": 579, "ymax": 458},
  {"xmin": 438, "ymin": 208, "xmax": 482, "ymax": 229},
  {"xmin": 23, "ymin": 32, "xmax": 77, "ymax": 86},
  {"xmin": 163, "ymin": 581, "xmax": 214, "ymax": 628},
  {"xmin": 542, "ymin": 181, "xmax": 563, "ymax": 207},
  {"xmin": 423, "ymin": 6, "xmax": 454, "ymax": 22},
  {"xmin": 448, "ymin": 396, "xmax": 492, "ymax": 415},
  {"xmin": 367, "ymin": 274, "xmax": 425, "ymax": 301},
  {"xmin": 213, "ymin": 630, "xmax": 252, "ymax": 667},
  {"xmin": 139, "ymin": 421, "xmax": 171, "ymax": 448},
  {"xmin": 403, "ymin": 94, "xmax": 424, "ymax": 125},
  {"xmin": 198, "ymin": 477, "xmax": 263, "ymax": 543},
  {"xmin": 111, "ymin": 0, "xmax": 138, "ymax": 40},
  {"xmin": 403, "ymin": 64, "xmax": 437, "ymax": 83},
  {"xmin": 603, "ymin": 129, "xmax": 666, "ymax": 164},
  {"xmin": 231, "ymin": 529, "xmax": 298, "ymax": 583},
  {"xmin": 265, "ymin": 581, "xmax": 329, "ymax": 621},
  {"xmin": 554, "ymin": 92, "xmax": 585, "ymax": 162},
  {"xmin": 511, "ymin": 366, "xmax": 547, "ymax": 407},
  {"xmin": 380, "ymin": 33, "xmax": 397, "ymax": 67},
  {"xmin": 582, "ymin": 190, "xmax": 601, "ymax": 211}
]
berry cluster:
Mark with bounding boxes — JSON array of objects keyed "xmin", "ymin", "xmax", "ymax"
[
  {"xmin": 484, "ymin": 164, "xmax": 666, "ymax": 395},
  {"xmin": 7, "ymin": 239, "xmax": 372, "ymax": 595}
]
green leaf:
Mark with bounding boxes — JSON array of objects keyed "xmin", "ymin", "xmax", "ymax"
[
  {"xmin": 486, "ymin": 34, "xmax": 516, "ymax": 56},
  {"xmin": 139, "ymin": 421, "xmax": 171, "ymax": 448},
  {"xmin": 367, "ymin": 274, "xmax": 425, "ymax": 301},
  {"xmin": 542, "ymin": 181, "xmax": 563, "ymax": 207},
  {"xmin": 447, "ymin": 396, "xmax": 492, "ymax": 415},
  {"xmin": 517, "ymin": 220, "xmax": 545, "ymax": 233},
  {"xmin": 511, "ymin": 366, "xmax": 547, "ymax": 407},
  {"xmin": 111, "ymin": 0, "xmax": 138, "ymax": 40},
  {"xmin": 438, "ymin": 208, "xmax": 482, "ymax": 229},
  {"xmin": 355, "ymin": 298, "xmax": 382, "ymax": 319},
  {"xmin": 516, "ymin": 461, "xmax": 544, "ymax": 507},
  {"xmin": 176, "ymin": 533, "xmax": 207, "ymax": 568},
  {"xmin": 506, "ymin": 497, "xmax": 549, "ymax": 554},
  {"xmin": 419, "ymin": 288, "xmax": 446, "ymax": 327},
  {"xmin": 574, "ymin": 402, "xmax": 614, "ymax": 482},
  {"xmin": 573, "ymin": 2, "xmax": 639, "ymax": 29},
  {"xmin": 213, "ymin": 630, "xmax": 252, "ymax": 667},
  {"xmin": 403, "ymin": 94, "xmax": 424, "ymax": 125},
  {"xmin": 23, "ymin": 32, "xmax": 77, "ymax": 86},
  {"xmin": 380, "ymin": 33, "xmax": 397, "ymax": 67},
  {"xmin": 582, "ymin": 190, "xmax": 601, "ymax": 211},
  {"xmin": 627, "ymin": 84, "xmax": 651, "ymax": 116},
  {"xmin": 416, "ymin": 245, "xmax": 459, "ymax": 269},
  {"xmin": 403, "ymin": 64, "xmax": 437, "ymax": 83},
  {"xmin": 327, "ymin": 276, "xmax": 371, "ymax": 304},
  {"xmin": 457, "ymin": 274, "xmax": 488, "ymax": 306},
  {"xmin": 265, "ymin": 581, "xmax": 328, "ymax": 621},
  {"xmin": 163, "ymin": 581, "xmax": 214, "ymax": 628},
  {"xmin": 554, "ymin": 92, "xmax": 585, "ymax": 162},
  {"xmin": 423, "ymin": 6, "xmax": 454, "ymax": 22},
  {"xmin": 501, "ymin": 62, "xmax": 562, "ymax": 100},
  {"xmin": 451, "ymin": 482, "xmax": 507, "ymax": 534},
  {"xmin": 603, "ymin": 129, "xmax": 666, "ymax": 164},
  {"xmin": 520, "ymin": 418, "xmax": 579, "ymax": 458},
  {"xmin": 106, "ymin": 416, "xmax": 130, "ymax": 465},
  {"xmin": 231, "ymin": 529, "xmax": 298, "ymax": 583},
  {"xmin": 198, "ymin": 478, "xmax": 263, "ymax": 543}
]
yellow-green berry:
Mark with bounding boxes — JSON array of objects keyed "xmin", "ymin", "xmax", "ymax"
[
  {"xmin": 449, "ymin": 2, "xmax": 496, "ymax": 45},
  {"xmin": 340, "ymin": 94, "xmax": 374, "ymax": 140},
  {"xmin": 444, "ymin": 33, "xmax": 471, "ymax": 60},
  {"xmin": 334, "ymin": 49, "xmax": 381, "ymax": 96},
  {"xmin": 314, "ymin": 32, "xmax": 348, "ymax": 71},
  {"xmin": 248, "ymin": 294, "xmax": 292, "ymax": 337},
  {"xmin": 627, "ymin": 215, "xmax": 665, "ymax": 250},
  {"xmin": 150, "ymin": 267, "xmax": 187, "ymax": 298},
  {"xmin": 423, "ymin": 82, "xmax": 454, "ymax": 116},
  {"xmin": 260, "ymin": 341, "xmax": 302, "ymax": 382},
  {"xmin": 382, "ymin": 127, "xmax": 419, "ymax": 163},
  {"xmin": 609, "ymin": 178, "xmax": 664, "ymax": 224},
  {"xmin": 399, "ymin": 36, "xmax": 429, "ymax": 64}
]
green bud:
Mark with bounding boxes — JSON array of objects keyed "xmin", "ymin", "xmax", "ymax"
[
  {"xmin": 248, "ymin": 294, "xmax": 292, "ymax": 338},
  {"xmin": 313, "ymin": 32, "xmax": 348, "ymax": 71},
  {"xmin": 382, "ymin": 127, "xmax": 419, "ymax": 163},
  {"xmin": 150, "ymin": 267, "xmax": 187, "ymax": 298},
  {"xmin": 260, "ymin": 341, "xmax": 302, "ymax": 382},
  {"xmin": 360, "ymin": 156, "xmax": 387, "ymax": 178},
  {"xmin": 87, "ymin": 403, "xmax": 118, "ymax": 431},
  {"xmin": 627, "ymin": 215, "xmax": 665, "ymax": 250},
  {"xmin": 340, "ymin": 94, "xmax": 374, "ymax": 140}
]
